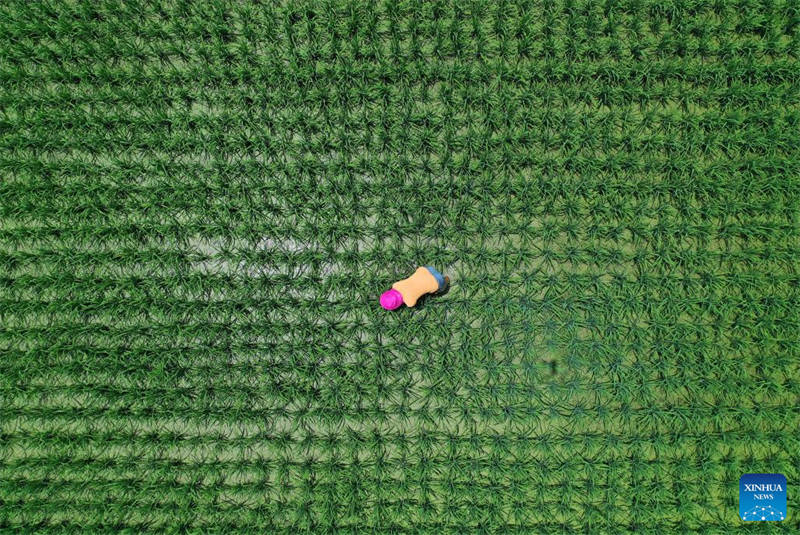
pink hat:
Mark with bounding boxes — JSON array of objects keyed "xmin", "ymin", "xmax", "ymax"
[{"xmin": 379, "ymin": 289, "xmax": 403, "ymax": 310}]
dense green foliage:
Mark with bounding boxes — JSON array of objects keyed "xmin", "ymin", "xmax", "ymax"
[{"xmin": 1, "ymin": 0, "xmax": 799, "ymax": 532}]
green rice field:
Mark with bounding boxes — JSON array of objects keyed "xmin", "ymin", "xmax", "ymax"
[{"xmin": 1, "ymin": 1, "xmax": 799, "ymax": 532}]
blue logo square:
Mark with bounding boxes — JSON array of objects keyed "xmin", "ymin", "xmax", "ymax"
[{"xmin": 740, "ymin": 473, "xmax": 786, "ymax": 521}]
